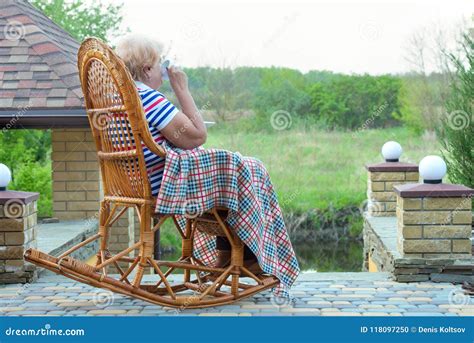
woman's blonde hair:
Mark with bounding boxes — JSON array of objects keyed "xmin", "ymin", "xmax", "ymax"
[{"xmin": 115, "ymin": 34, "xmax": 163, "ymax": 82}]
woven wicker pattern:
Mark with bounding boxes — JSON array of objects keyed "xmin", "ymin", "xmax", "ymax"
[
  {"xmin": 78, "ymin": 38, "xmax": 161, "ymax": 200},
  {"xmin": 195, "ymin": 210, "xmax": 228, "ymax": 236}
]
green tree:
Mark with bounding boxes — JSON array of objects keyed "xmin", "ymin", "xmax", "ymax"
[
  {"xmin": 0, "ymin": 129, "xmax": 52, "ymax": 217},
  {"xmin": 308, "ymin": 75, "xmax": 401, "ymax": 130},
  {"xmin": 397, "ymin": 73, "xmax": 449, "ymax": 133},
  {"xmin": 11, "ymin": 161, "xmax": 52, "ymax": 217},
  {"xmin": 253, "ymin": 67, "xmax": 312, "ymax": 121},
  {"xmin": 437, "ymin": 33, "xmax": 473, "ymax": 190},
  {"xmin": 205, "ymin": 68, "xmax": 246, "ymax": 122},
  {"xmin": 308, "ymin": 83, "xmax": 347, "ymax": 128},
  {"xmin": 31, "ymin": 0, "xmax": 126, "ymax": 42}
]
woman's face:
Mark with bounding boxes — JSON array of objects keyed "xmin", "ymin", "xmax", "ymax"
[{"xmin": 143, "ymin": 58, "xmax": 163, "ymax": 90}]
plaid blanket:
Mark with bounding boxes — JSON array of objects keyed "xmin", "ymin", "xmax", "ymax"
[{"xmin": 154, "ymin": 141, "xmax": 300, "ymax": 297}]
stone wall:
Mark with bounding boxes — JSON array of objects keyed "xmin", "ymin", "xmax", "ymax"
[
  {"xmin": 0, "ymin": 192, "xmax": 39, "ymax": 284},
  {"xmin": 363, "ymin": 153, "xmax": 473, "ymax": 284},
  {"xmin": 397, "ymin": 196, "xmax": 472, "ymax": 258},
  {"xmin": 363, "ymin": 215, "xmax": 474, "ymax": 283},
  {"xmin": 51, "ymin": 128, "xmax": 100, "ymax": 221},
  {"xmin": 366, "ymin": 162, "xmax": 418, "ymax": 216},
  {"xmin": 362, "ymin": 216, "xmax": 394, "ymax": 273}
]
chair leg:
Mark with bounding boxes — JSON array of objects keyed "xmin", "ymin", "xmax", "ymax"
[
  {"xmin": 97, "ymin": 200, "xmax": 110, "ymax": 271},
  {"xmin": 182, "ymin": 220, "xmax": 194, "ymax": 283},
  {"xmin": 133, "ymin": 203, "xmax": 153, "ymax": 287},
  {"xmin": 209, "ymin": 208, "xmax": 246, "ymax": 297},
  {"xmin": 230, "ymin": 237, "xmax": 244, "ymax": 296},
  {"xmin": 153, "ymin": 218, "xmax": 161, "ymax": 260}
]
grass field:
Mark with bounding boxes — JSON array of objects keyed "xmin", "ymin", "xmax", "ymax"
[{"xmin": 204, "ymin": 125, "xmax": 439, "ymax": 212}]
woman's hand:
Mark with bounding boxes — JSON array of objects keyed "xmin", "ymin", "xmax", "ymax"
[{"xmin": 168, "ymin": 66, "xmax": 189, "ymax": 94}]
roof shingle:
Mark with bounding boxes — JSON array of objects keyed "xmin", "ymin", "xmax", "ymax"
[{"xmin": 0, "ymin": 0, "xmax": 84, "ymax": 111}]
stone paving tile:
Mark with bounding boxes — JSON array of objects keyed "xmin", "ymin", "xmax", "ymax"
[
  {"xmin": 417, "ymin": 304, "xmax": 438, "ymax": 309},
  {"xmin": 364, "ymin": 308, "xmax": 406, "ymax": 313},
  {"xmin": 46, "ymin": 311, "xmax": 67, "ymax": 315},
  {"xmin": 0, "ymin": 273, "xmax": 472, "ymax": 317},
  {"xmin": 403, "ymin": 312, "xmax": 448, "ymax": 316},
  {"xmin": 139, "ymin": 310, "xmax": 169, "ymax": 315},
  {"xmin": 322, "ymin": 312, "xmax": 361, "ymax": 316},
  {"xmin": 87, "ymin": 310, "xmax": 127, "ymax": 315}
]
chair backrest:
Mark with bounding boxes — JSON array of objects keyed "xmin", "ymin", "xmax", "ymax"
[{"xmin": 77, "ymin": 38, "xmax": 166, "ymax": 202}]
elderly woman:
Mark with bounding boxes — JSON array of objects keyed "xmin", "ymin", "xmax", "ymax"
[{"xmin": 115, "ymin": 35, "xmax": 265, "ymax": 271}]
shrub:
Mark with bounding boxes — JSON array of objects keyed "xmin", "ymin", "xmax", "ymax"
[
  {"xmin": 437, "ymin": 33, "xmax": 473, "ymax": 191},
  {"xmin": 10, "ymin": 162, "xmax": 52, "ymax": 217},
  {"xmin": 308, "ymin": 75, "xmax": 402, "ymax": 130}
]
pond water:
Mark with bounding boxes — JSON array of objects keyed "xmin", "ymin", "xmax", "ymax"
[
  {"xmin": 161, "ymin": 238, "xmax": 364, "ymax": 272},
  {"xmin": 293, "ymin": 239, "xmax": 363, "ymax": 272}
]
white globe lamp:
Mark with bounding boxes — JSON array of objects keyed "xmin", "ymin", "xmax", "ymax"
[
  {"xmin": 0, "ymin": 163, "xmax": 11, "ymax": 191},
  {"xmin": 381, "ymin": 141, "xmax": 402, "ymax": 162},
  {"xmin": 419, "ymin": 155, "xmax": 446, "ymax": 184}
]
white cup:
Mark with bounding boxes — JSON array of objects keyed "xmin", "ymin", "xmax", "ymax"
[{"xmin": 161, "ymin": 60, "xmax": 171, "ymax": 81}]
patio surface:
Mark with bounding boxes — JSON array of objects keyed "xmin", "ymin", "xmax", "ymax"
[
  {"xmin": 37, "ymin": 220, "xmax": 97, "ymax": 255},
  {"xmin": 35, "ymin": 219, "xmax": 98, "ymax": 276},
  {"xmin": 0, "ymin": 272, "xmax": 472, "ymax": 317}
]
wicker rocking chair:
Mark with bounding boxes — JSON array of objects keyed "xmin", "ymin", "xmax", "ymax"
[{"xmin": 24, "ymin": 38, "xmax": 279, "ymax": 308}]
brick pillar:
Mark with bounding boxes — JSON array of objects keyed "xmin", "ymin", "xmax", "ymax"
[
  {"xmin": 0, "ymin": 191, "xmax": 39, "ymax": 284},
  {"xmin": 51, "ymin": 128, "xmax": 134, "ymax": 262},
  {"xmin": 51, "ymin": 128, "xmax": 100, "ymax": 220},
  {"xmin": 365, "ymin": 162, "xmax": 419, "ymax": 216},
  {"xmin": 395, "ymin": 183, "xmax": 473, "ymax": 258}
]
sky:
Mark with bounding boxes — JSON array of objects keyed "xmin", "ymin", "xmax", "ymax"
[{"xmin": 114, "ymin": 0, "xmax": 473, "ymax": 75}]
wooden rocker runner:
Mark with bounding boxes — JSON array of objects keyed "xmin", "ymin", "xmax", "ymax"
[{"xmin": 24, "ymin": 38, "xmax": 279, "ymax": 308}]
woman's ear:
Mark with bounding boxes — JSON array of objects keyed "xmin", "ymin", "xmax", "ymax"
[{"xmin": 142, "ymin": 65, "xmax": 151, "ymax": 80}]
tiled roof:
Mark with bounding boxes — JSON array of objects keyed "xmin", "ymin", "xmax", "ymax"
[{"xmin": 0, "ymin": 0, "xmax": 84, "ymax": 111}]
